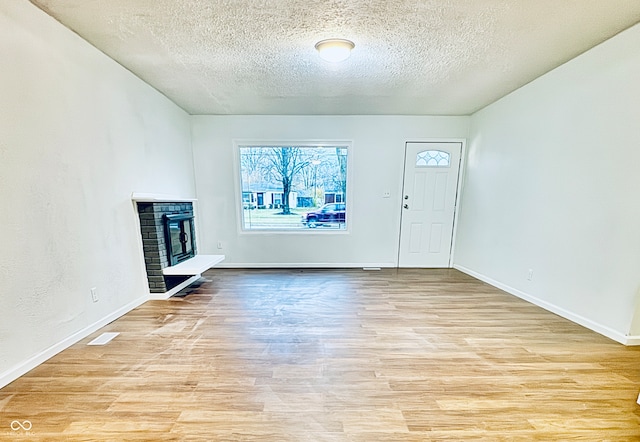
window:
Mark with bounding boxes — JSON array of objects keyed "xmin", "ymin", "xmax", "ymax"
[
  {"xmin": 416, "ymin": 150, "xmax": 450, "ymax": 167},
  {"xmin": 238, "ymin": 144, "xmax": 349, "ymax": 231}
]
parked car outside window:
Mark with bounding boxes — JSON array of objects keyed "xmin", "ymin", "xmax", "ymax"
[{"xmin": 301, "ymin": 203, "xmax": 346, "ymax": 228}]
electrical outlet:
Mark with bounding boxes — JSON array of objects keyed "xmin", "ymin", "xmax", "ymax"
[
  {"xmin": 217, "ymin": 241, "xmax": 223, "ymax": 249},
  {"xmin": 527, "ymin": 269, "xmax": 534, "ymax": 281},
  {"xmin": 90, "ymin": 287, "xmax": 99, "ymax": 303},
  {"xmin": 382, "ymin": 190, "xmax": 391, "ymax": 198}
]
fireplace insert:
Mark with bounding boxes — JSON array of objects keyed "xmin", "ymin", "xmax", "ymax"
[{"xmin": 164, "ymin": 213, "xmax": 196, "ymax": 265}]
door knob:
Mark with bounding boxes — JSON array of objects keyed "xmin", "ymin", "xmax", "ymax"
[
  {"xmin": 403, "ymin": 204, "xmax": 409, "ymax": 209},
  {"xmin": 404, "ymin": 195, "xmax": 409, "ymax": 200}
]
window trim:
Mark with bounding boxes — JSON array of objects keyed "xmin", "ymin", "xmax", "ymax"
[{"xmin": 233, "ymin": 140, "xmax": 354, "ymax": 235}]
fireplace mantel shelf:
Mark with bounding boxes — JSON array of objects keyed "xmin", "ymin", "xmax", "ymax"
[
  {"xmin": 131, "ymin": 192, "xmax": 197, "ymax": 203},
  {"xmin": 162, "ymin": 254, "xmax": 225, "ymax": 276}
]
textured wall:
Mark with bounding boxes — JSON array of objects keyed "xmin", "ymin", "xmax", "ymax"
[
  {"xmin": 454, "ymin": 23, "xmax": 640, "ymax": 341},
  {"xmin": 0, "ymin": 2, "xmax": 194, "ymax": 383},
  {"xmin": 191, "ymin": 115, "xmax": 469, "ymax": 267}
]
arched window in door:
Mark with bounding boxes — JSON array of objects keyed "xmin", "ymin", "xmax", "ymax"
[{"xmin": 416, "ymin": 150, "xmax": 450, "ymax": 167}]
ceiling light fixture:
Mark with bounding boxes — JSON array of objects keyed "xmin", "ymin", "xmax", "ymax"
[{"xmin": 315, "ymin": 38, "xmax": 355, "ymax": 63}]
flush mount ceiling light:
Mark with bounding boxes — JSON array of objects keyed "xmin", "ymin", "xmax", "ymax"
[{"xmin": 315, "ymin": 38, "xmax": 355, "ymax": 63}]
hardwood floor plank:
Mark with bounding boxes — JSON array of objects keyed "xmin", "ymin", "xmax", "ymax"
[{"xmin": 2, "ymin": 268, "xmax": 640, "ymax": 440}]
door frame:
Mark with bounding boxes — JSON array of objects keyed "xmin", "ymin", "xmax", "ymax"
[{"xmin": 397, "ymin": 138, "xmax": 467, "ymax": 268}]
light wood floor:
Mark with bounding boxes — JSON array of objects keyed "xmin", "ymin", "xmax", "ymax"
[{"xmin": 2, "ymin": 269, "xmax": 640, "ymax": 440}]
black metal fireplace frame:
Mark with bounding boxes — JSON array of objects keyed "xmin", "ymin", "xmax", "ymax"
[{"xmin": 164, "ymin": 213, "xmax": 196, "ymax": 266}]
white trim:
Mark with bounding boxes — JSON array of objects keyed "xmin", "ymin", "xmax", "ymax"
[
  {"xmin": 217, "ymin": 262, "xmax": 396, "ymax": 269},
  {"xmin": 0, "ymin": 295, "xmax": 147, "ymax": 389},
  {"xmin": 148, "ymin": 275, "xmax": 201, "ymax": 300},
  {"xmin": 448, "ymin": 139, "xmax": 467, "ymax": 267},
  {"xmin": 400, "ymin": 265, "xmax": 451, "ymax": 269},
  {"xmin": 624, "ymin": 335, "xmax": 640, "ymax": 346},
  {"xmin": 454, "ymin": 264, "xmax": 636, "ymax": 346},
  {"xmin": 130, "ymin": 192, "xmax": 197, "ymax": 203},
  {"xmin": 236, "ymin": 227, "xmax": 351, "ymax": 235}
]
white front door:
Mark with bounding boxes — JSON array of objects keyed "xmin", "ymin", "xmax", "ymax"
[{"xmin": 398, "ymin": 142, "xmax": 462, "ymax": 267}]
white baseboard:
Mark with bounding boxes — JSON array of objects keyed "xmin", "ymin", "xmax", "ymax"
[
  {"xmin": 216, "ymin": 262, "xmax": 396, "ymax": 269},
  {"xmin": 0, "ymin": 295, "xmax": 147, "ymax": 389},
  {"xmin": 624, "ymin": 335, "xmax": 640, "ymax": 346},
  {"xmin": 453, "ymin": 264, "xmax": 635, "ymax": 346}
]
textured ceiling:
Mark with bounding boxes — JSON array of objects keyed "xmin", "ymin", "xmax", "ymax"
[{"xmin": 29, "ymin": 0, "xmax": 640, "ymax": 115}]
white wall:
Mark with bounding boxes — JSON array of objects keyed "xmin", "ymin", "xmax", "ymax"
[
  {"xmin": 454, "ymin": 24, "xmax": 640, "ymax": 343},
  {"xmin": 0, "ymin": 2, "xmax": 195, "ymax": 386},
  {"xmin": 191, "ymin": 115, "xmax": 469, "ymax": 267}
]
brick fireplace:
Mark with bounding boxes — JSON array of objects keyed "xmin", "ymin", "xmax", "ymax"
[{"xmin": 136, "ymin": 201, "xmax": 197, "ymax": 293}]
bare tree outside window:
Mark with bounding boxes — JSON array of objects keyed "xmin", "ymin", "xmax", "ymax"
[{"xmin": 265, "ymin": 147, "xmax": 310, "ymax": 215}]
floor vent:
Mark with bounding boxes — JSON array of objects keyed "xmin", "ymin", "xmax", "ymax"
[{"xmin": 87, "ymin": 332, "xmax": 120, "ymax": 346}]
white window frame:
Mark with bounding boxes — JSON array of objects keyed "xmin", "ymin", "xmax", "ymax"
[{"xmin": 233, "ymin": 140, "xmax": 353, "ymax": 235}]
